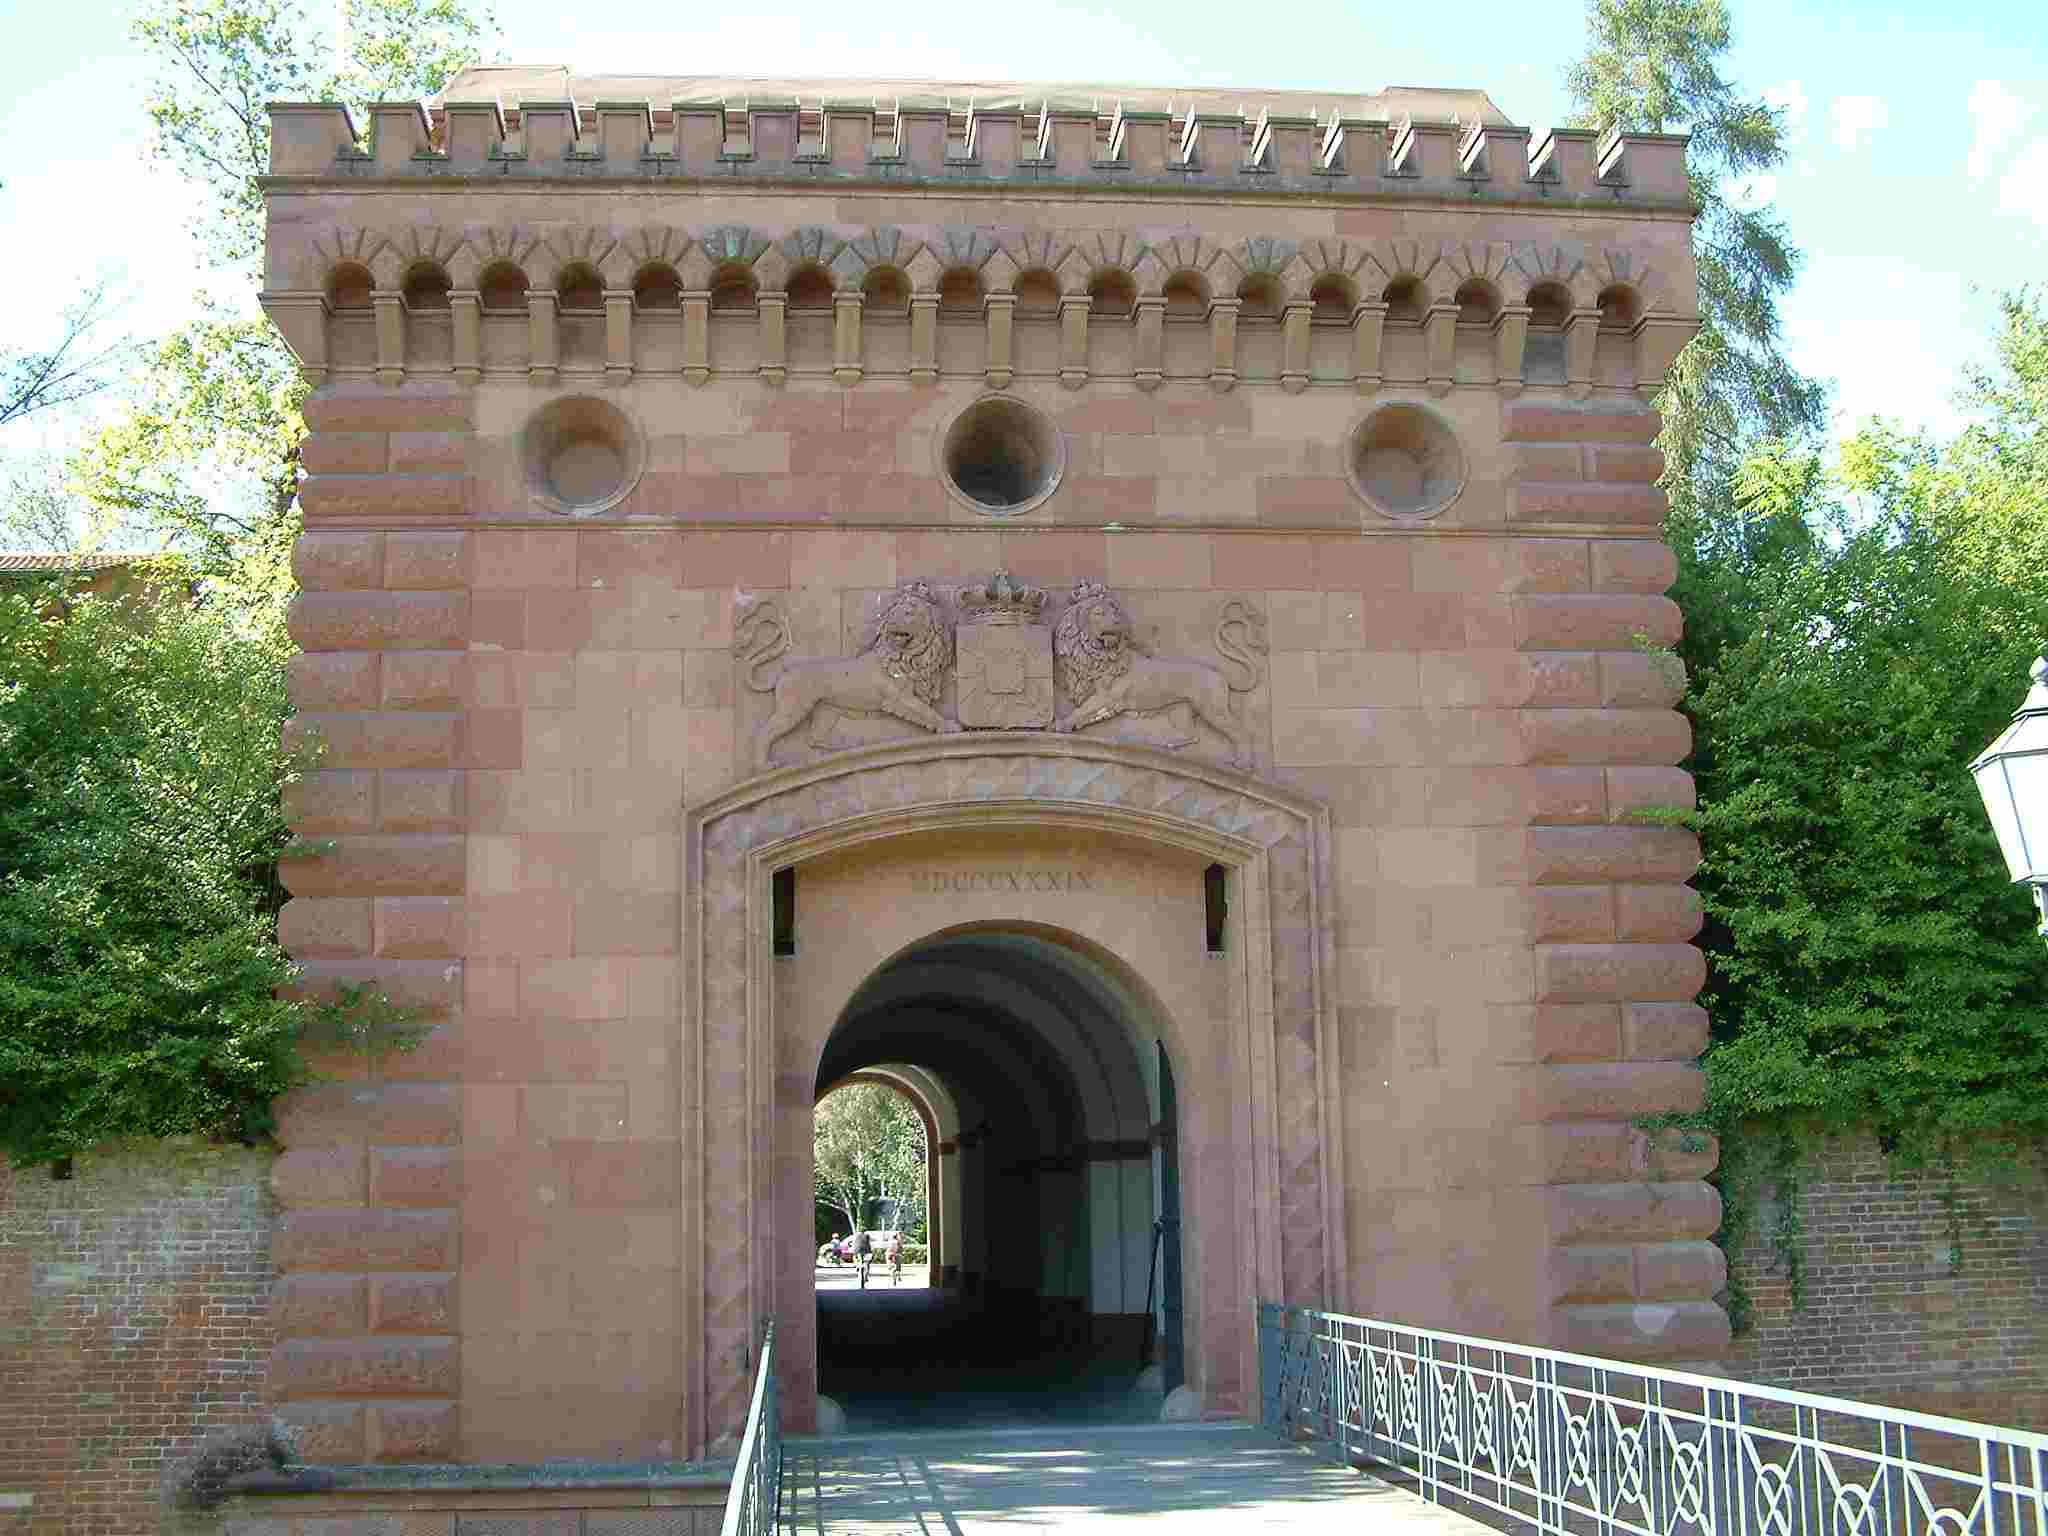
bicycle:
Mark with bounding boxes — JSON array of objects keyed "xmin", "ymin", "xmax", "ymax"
[{"xmin": 856, "ymin": 1250, "xmax": 872, "ymax": 1289}]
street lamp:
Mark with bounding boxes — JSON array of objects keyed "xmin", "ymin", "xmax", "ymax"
[{"xmin": 1970, "ymin": 655, "xmax": 2048, "ymax": 937}]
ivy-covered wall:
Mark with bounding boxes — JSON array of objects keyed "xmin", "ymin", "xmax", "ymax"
[
  {"xmin": 0, "ymin": 1142, "xmax": 276, "ymax": 1536},
  {"xmin": 1722, "ymin": 1135, "xmax": 2048, "ymax": 1429}
]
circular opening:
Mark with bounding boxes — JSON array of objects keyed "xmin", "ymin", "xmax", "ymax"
[
  {"xmin": 402, "ymin": 262, "xmax": 451, "ymax": 312},
  {"xmin": 1346, "ymin": 402, "xmax": 1468, "ymax": 521},
  {"xmin": 1236, "ymin": 273, "xmax": 1281, "ymax": 319},
  {"xmin": 520, "ymin": 396, "xmax": 646, "ymax": 517},
  {"xmin": 787, "ymin": 265, "xmax": 835, "ymax": 310},
  {"xmin": 1598, "ymin": 283, "xmax": 1640, "ymax": 332},
  {"xmin": 329, "ymin": 262, "xmax": 374, "ymax": 311},
  {"xmin": 1088, "ymin": 268, "xmax": 1135, "ymax": 317},
  {"xmin": 863, "ymin": 266, "xmax": 910, "ymax": 312},
  {"xmin": 1382, "ymin": 276, "xmax": 1426, "ymax": 324},
  {"xmin": 1310, "ymin": 275, "xmax": 1356, "ymax": 323},
  {"xmin": 939, "ymin": 267, "xmax": 983, "ymax": 312},
  {"xmin": 479, "ymin": 261, "xmax": 529, "ymax": 312},
  {"xmin": 634, "ymin": 263, "xmax": 682, "ymax": 311},
  {"xmin": 938, "ymin": 396, "xmax": 1066, "ymax": 516},
  {"xmin": 1163, "ymin": 271, "xmax": 1210, "ymax": 317},
  {"xmin": 1526, "ymin": 281, "xmax": 1571, "ymax": 331}
]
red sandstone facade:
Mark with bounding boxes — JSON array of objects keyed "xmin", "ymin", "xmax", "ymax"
[{"xmin": 251, "ymin": 67, "xmax": 1720, "ymax": 1495}]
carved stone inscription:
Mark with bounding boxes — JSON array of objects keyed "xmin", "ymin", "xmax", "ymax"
[
  {"xmin": 909, "ymin": 869, "xmax": 1096, "ymax": 894},
  {"xmin": 732, "ymin": 572, "xmax": 1267, "ymax": 771}
]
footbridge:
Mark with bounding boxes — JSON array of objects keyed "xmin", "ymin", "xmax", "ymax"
[{"xmin": 727, "ymin": 1307, "xmax": 2048, "ymax": 1536}]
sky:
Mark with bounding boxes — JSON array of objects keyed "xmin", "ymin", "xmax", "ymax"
[{"xmin": 0, "ymin": 0, "xmax": 2044, "ymax": 484}]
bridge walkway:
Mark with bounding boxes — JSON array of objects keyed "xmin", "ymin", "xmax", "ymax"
[{"xmin": 777, "ymin": 1421, "xmax": 1494, "ymax": 1535}]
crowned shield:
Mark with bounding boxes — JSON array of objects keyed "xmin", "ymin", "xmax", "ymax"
[{"xmin": 956, "ymin": 621, "xmax": 1054, "ymax": 728}]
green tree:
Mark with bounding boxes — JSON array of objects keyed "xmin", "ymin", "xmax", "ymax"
[
  {"xmin": 0, "ymin": 278, "xmax": 130, "ymax": 431},
  {"xmin": 1688, "ymin": 452, "xmax": 2048, "ymax": 1158},
  {"xmin": 1566, "ymin": 0, "xmax": 1827, "ymax": 532},
  {"xmin": 67, "ymin": 0, "xmax": 496, "ymax": 589},
  {"xmin": 69, "ymin": 314, "xmax": 306, "ymax": 585},
  {"xmin": 135, "ymin": 0, "xmax": 494, "ymax": 273},
  {"xmin": 0, "ymin": 0, "xmax": 493, "ymax": 1169},
  {"xmin": 0, "ymin": 573, "xmax": 302, "ymax": 1166},
  {"xmin": 815, "ymin": 1083, "xmax": 928, "ymax": 1241},
  {"xmin": 1671, "ymin": 297, "xmax": 2048, "ymax": 1303}
]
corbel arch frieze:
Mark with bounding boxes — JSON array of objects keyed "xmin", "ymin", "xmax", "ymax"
[
  {"xmin": 1141, "ymin": 235, "xmax": 1229, "ymax": 298},
  {"xmin": 1508, "ymin": 240, "xmax": 1592, "ymax": 307},
  {"xmin": 311, "ymin": 225, "xmax": 390, "ymax": 291},
  {"xmin": 542, "ymin": 224, "xmax": 625, "ymax": 287},
  {"xmin": 931, "ymin": 226, "xmax": 1001, "ymax": 275},
  {"xmin": 682, "ymin": 732, "xmax": 1343, "ymax": 1455},
  {"xmin": 1361, "ymin": 237, "xmax": 1450, "ymax": 306},
  {"xmin": 1235, "ymin": 235, "xmax": 1299, "ymax": 283},
  {"xmin": 751, "ymin": 244, "xmax": 793, "ymax": 292},
  {"xmin": 463, "ymin": 224, "xmax": 546, "ymax": 285},
  {"xmin": 980, "ymin": 247, "xmax": 1021, "ymax": 294},
  {"xmin": 830, "ymin": 226, "xmax": 923, "ymax": 287},
  {"xmin": 374, "ymin": 224, "xmax": 465, "ymax": 289},
  {"xmin": 699, "ymin": 224, "xmax": 771, "ymax": 270},
  {"xmin": 1590, "ymin": 245, "xmax": 1671, "ymax": 315},
  {"xmin": 1440, "ymin": 240, "xmax": 1516, "ymax": 299},
  {"xmin": 1068, "ymin": 230, "xmax": 1145, "ymax": 287},
  {"xmin": 1005, "ymin": 230, "xmax": 1076, "ymax": 289},
  {"xmin": 902, "ymin": 245, "xmax": 945, "ymax": 294},
  {"xmin": 780, "ymin": 225, "xmax": 846, "ymax": 285},
  {"xmin": 622, "ymin": 225, "xmax": 693, "ymax": 284}
]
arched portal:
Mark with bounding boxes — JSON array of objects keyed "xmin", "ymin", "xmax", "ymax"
[
  {"xmin": 817, "ymin": 1065, "xmax": 955, "ymax": 1280},
  {"xmin": 680, "ymin": 734, "xmax": 1341, "ymax": 1454},
  {"xmin": 811, "ymin": 925, "xmax": 1167, "ymax": 1422}
]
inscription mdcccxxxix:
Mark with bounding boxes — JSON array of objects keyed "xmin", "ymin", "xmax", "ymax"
[{"xmin": 909, "ymin": 870, "xmax": 1095, "ymax": 894}]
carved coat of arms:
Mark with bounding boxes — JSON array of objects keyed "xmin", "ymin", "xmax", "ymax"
[
  {"xmin": 955, "ymin": 572, "xmax": 1053, "ymax": 728},
  {"xmin": 733, "ymin": 570, "xmax": 1267, "ymax": 771}
]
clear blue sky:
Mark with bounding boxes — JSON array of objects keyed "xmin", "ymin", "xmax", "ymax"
[{"xmin": 1, "ymin": 0, "xmax": 2043, "ymax": 465}]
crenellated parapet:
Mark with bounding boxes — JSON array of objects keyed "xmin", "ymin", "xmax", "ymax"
[{"xmin": 266, "ymin": 96, "xmax": 1690, "ymax": 206}]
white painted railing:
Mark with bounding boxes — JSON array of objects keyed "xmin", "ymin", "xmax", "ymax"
[
  {"xmin": 719, "ymin": 1321, "xmax": 781, "ymax": 1536},
  {"xmin": 1258, "ymin": 1303, "xmax": 2048, "ymax": 1536}
]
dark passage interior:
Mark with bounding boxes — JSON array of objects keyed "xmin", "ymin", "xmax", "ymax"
[{"xmin": 812, "ymin": 927, "xmax": 1182, "ymax": 1429}]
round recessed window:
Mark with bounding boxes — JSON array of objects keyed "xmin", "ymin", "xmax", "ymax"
[
  {"xmin": 938, "ymin": 396, "xmax": 1066, "ymax": 517},
  {"xmin": 520, "ymin": 396, "xmax": 646, "ymax": 517},
  {"xmin": 1346, "ymin": 402, "xmax": 1468, "ymax": 521}
]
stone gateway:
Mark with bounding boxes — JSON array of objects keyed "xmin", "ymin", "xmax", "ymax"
[{"xmin": 256, "ymin": 62, "xmax": 1715, "ymax": 1507}]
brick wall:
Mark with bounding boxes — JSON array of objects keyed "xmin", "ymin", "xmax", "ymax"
[
  {"xmin": 0, "ymin": 1142, "xmax": 276, "ymax": 1536},
  {"xmin": 1723, "ymin": 1135, "xmax": 2048, "ymax": 1429}
]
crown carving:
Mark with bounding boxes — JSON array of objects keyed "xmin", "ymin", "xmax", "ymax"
[{"xmin": 958, "ymin": 570, "xmax": 1047, "ymax": 626}]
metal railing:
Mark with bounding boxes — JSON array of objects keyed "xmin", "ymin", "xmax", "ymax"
[
  {"xmin": 1259, "ymin": 1303, "xmax": 2048, "ymax": 1536},
  {"xmin": 719, "ymin": 1320, "xmax": 782, "ymax": 1536}
]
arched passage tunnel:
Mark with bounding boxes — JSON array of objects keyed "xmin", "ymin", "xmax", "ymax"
[{"xmin": 811, "ymin": 926, "xmax": 1181, "ymax": 1426}]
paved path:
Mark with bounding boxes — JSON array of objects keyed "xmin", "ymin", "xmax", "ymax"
[{"xmin": 778, "ymin": 1422, "xmax": 1495, "ymax": 1535}]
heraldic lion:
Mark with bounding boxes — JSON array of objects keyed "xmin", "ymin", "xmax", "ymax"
[
  {"xmin": 1051, "ymin": 583, "xmax": 1263, "ymax": 768},
  {"xmin": 734, "ymin": 581, "xmax": 959, "ymax": 768}
]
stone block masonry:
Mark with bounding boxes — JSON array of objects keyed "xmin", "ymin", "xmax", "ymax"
[
  {"xmin": 0, "ymin": 1143, "xmax": 275, "ymax": 1536},
  {"xmin": 1722, "ymin": 1136, "xmax": 2048, "ymax": 1430}
]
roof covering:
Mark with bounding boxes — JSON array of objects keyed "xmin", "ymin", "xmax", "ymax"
[
  {"xmin": 436, "ymin": 67, "xmax": 1512, "ymax": 127},
  {"xmin": 0, "ymin": 552, "xmax": 151, "ymax": 572}
]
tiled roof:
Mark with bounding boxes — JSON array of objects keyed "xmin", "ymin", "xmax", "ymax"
[
  {"xmin": 436, "ymin": 66, "xmax": 1513, "ymax": 128},
  {"xmin": 0, "ymin": 552, "xmax": 152, "ymax": 573}
]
